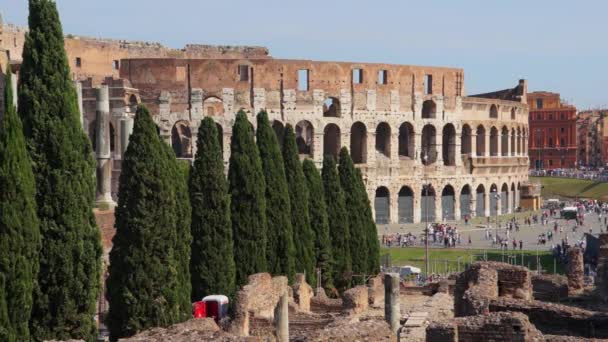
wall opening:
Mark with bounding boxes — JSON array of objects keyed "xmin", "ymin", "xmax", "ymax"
[
  {"xmin": 295, "ymin": 120, "xmax": 314, "ymax": 157},
  {"xmin": 501, "ymin": 183, "xmax": 509, "ymax": 214},
  {"xmin": 171, "ymin": 120, "xmax": 192, "ymax": 158},
  {"xmin": 352, "ymin": 68, "xmax": 363, "ymax": 84},
  {"xmin": 476, "ymin": 125, "xmax": 486, "ymax": 156},
  {"xmin": 203, "ymin": 96, "xmax": 224, "ymax": 116},
  {"xmin": 490, "ymin": 126, "xmax": 498, "ymax": 156},
  {"xmin": 238, "ymin": 64, "xmax": 249, "ymax": 82},
  {"xmin": 511, "ymin": 108, "xmax": 516, "ymax": 120},
  {"xmin": 375, "ymin": 187, "xmax": 390, "ymax": 224},
  {"xmin": 490, "ymin": 104, "xmax": 498, "ymax": 119},
  {"xmin": 350, "ymin": 121, "xmax": 368, "ymax": 164},
  {"xmin": 298, "ymin": 69, "xmax": 309, "ymax": 91},
  {"xmin": 323, "ymin": 123, "xmax": 341, "ymax": 160},
  {"xmin": 375, "ymin": 122, "xmax": 391, "ymax": 158},
  {"xmin": 421, "ymin": 100, "xmax": 436, "ymax": 119},
  {"xmin": 398, "ymin": 122, "xmax": 415, "ymax": 159},
  {"xmin": 113, "ymin": 60, "xmax": 120, "ymax": 70},
  {"xmin": 501, "ymin": 126, "xmax": 509, "ymax": 156},
  {"xmin": 490, "ymin": 184, "xmax": 498, "ymax": 216},
  {"xmin": 421, "ymin": 124, "xmax": 437, "ymax": 165},
  {"xmin": 476, "ymin": 184, "xmax": 485, "ymax": 217},
  {"xmin": 442, "ymin": 185, "xmax": 455, "ymax": 220},
  {"xmin": 460, "ymin": 185, "xmax": 471, "ymax": 219},
  {"xmin": 424, "ymin": 74, "xmax": 433, "ymax": 95},
  {"xmin": 378, "ymin": 70, "xmax": 388, "ymax": 85},
  {"xmin": 398, "ymin": 186, "xmax": 414, "ymax": 223},
  {"xmin": 442, "ymin": 124, "xmax": 456, "ymax": 166},
  {"xmin": 75, "ymin": 57, "xmax": 82, "ymax": 68},
  {"xmin": 421, "ymin": 185, "xmax": 436, "ymax": 222},
  {"xmin": 511, "ymin": 128, "xmax": 516, "ymax": 156},
  {"xmin": 461, "ymin": 124, "xmax": 472, "ymax": 155},
  {"xmin": 272, "ymin": 120, "xmax": 285, "ymax": 146},
  {"xmin": 323, "ymin": 97, "xmax": 341, "ymax": 117}
]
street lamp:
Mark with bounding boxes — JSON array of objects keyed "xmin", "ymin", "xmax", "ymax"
[
  {"xmin": 535, "ymin": 128, "xmax": 542, "ymax": 171},
  {"xmin": 422, "ymin": 154, "xmax": 430, "ymax": 278},
  {"xmin": 492, "ymin": 188, "xmax": 500, "ymax": 246}
]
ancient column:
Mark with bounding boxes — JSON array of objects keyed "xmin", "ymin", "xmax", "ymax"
[
  {"xmin": 384, "ymin": 273, "xmax": 400, "ymax": 334},
  {"xmin": 567, "ymin": 247, "xmax": 584, "ymax": 295},
  {"xmin": 274, "ymin": 292, "xmax": 289, "ymax": 342},
  {"xmin": 470, "ymin": 133, "xmax": 477, "ymax": 156},
  {"xmin": 454, "ymin": 194, "xmax": 461, "ymax": 221},
  {"xmin": 120, "ymin": 117, "xmax": 134, "ymax": 156},
  {"xmin": 74, "ymin": 80, "xmax": 83, "ymax": 129},
  {"xmin": 484, "ymin": 133, "xmax": 491, "ymax": 157},
  {"xmin": 95, "ymin": 85, "xmax": 115, "ymax": 208},
  {"xmin": 484, "ymin": 191, "xmax": 491, "ymax": 218}
]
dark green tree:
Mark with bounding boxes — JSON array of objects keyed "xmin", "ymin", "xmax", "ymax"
[
  {"xmin": 0, "ymin": 275, "xmax": 10, "ymax": 341},
  {"xmin": 190, "ymin": 117, "xmax": 236, "ymax": 300},
  {"xmin": 256, "ymin": 111, "xmax": 296, "ymax": 282},
  {"xmin": 106, "ymin": 106, "xmax": 181, "ymax": 340},
  {"xmin": 0, "ymin": 67, "xmax": 40, "ymax": 342},
  {"xmin": 282, "ymin": 125, "xmax": 316, "ymax": 286},
  {"xmin": 338, "ymin": 147, "xmax": 368, "ymax": 282},
  {"xmin": 172, "ymin": 159, "xmax": 192, "ymax": 320},
  {"xmin": 302, "ymin": 159, "xmax": 333, "ymax": 290},
  {"xmin": 229, "ymin": 111, "xmax": 267, "ymax": 287},
  {"xmin": 321, "ymin": 156, "xmax": 351, "ymax": 291},
  {"xmin": 18, "ymin": 1, "xmax": 101, "ymax": 340},
  {"xmin": 355, "ymin": 168, "xmax": 380, "ymax": 274}
]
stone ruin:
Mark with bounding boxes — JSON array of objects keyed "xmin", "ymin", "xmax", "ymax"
[{"xmin": 566, "ymin": 247, "xmax": 584, "ymax": 295}]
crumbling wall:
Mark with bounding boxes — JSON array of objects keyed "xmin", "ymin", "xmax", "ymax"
[
  {"xmin": 566, "ymin": 247, "xmax": 584, "ymax": 295},
  {"xmin": 532, "ymin": 274, "xmax": 568, "ymax": 302},
  {"xmin": 342, "ymin": 285, "xmax": 368, "ymax": 314},
  {"xmin": 310, "ymin": 288, "xmax": 343, "ymax": 313},
  {"xmin": 367, "ymin": 275, "xmax": 384, "ymax": 307},
  {"xmin": 426, "ymin": 312, "xmax": 544, "ymax": 342},
  {"xmin": 292, "ymin": 273, "xmax": 313, "ymax": 312}
]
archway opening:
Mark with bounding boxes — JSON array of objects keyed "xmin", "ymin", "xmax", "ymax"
[
  {"xmin": 501, "ymin": 183, "xmax": 509, "ymax": 214},
  {"xmin": 442, "ymin": 124, "xmax": 456, "ymax": 166},
  {"xmin": 442, "ymin": 185, "xmax": 455, "ymax": 220},
  {"xmin": 501, "ymin": 126, "xmax": 509, "ymax": 156},
  {"xmin": 517, "ymin": 128, "xmax": 522, "ymax": 155},
  {"xmin": 511, "ymin": 183, "xmax": 516, "ymax": 212},
  {"xmin": 461, "ymin": 124, "xmax": 472, "ymax": 155},
  {"xmin": 460, "ymin": 185, "xmax": 471, "ymax": 219},
  {"xmin": 323, "ymin": 97, "xmax": 341, "ymax": 117},
  {"xmin": 490, "ymin": 104, "xmax": 498, "ymax": 118},
  {"xmin": 323, "ymin": 123, "xmax": 341, "ymax": 160},
  {"xmin": 295, "ymin": 120, "xmax": 314, "ymax": 157},
  {"xmin": 422, "ymin": 100, "xmax": 436, "ymax": 119},
  {"xmin": 511, "ymin": 128, "xmax": 516, "ymax": 156},
  {"xmin": 421, "ymin": 124, "xmax": 437, "ymax": 165},
  {"xmin": 421, "ymin": 185, "xmax": 436, "ymax": 222},
  {"xmin": 172, "ymin": 121, "xmax": 192, "ymax": 158},
  {"xmin": 476, "ymin": 125, "xmax": 486, "ymax": 157},
  {"xmin": 375, "ymin": 122, "xmax": 391, "ymax": 159},
  {"xmin": 490, "ymin": 127, "xmax": 499, "ymax": 156},
  {"xmin": 351, "ymin": 121, "xmax": 368, "ymax": 164},
  {"xmin": 490, "ymin": 184, "xmax": 498, "ymax": 216},
  {"xmin": 375, "ymin": 187, "xmax": 390, "ymax": 224},
  {"xmin": 476, "ymin": 185, "xmax": 485, "ymax": 217},
  {"xmin": 398, "ymin": 122, "xmax": 415, "ymax": 159},
  {"xmin": 203, "ymin": 96, "xmax": 224, "ymax": 116},
  {"xmin": 398, "ymin": 186, "xmax": 414, "ymax": 223}
]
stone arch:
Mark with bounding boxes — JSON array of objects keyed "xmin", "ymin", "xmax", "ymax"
[
  {"xmin": 421, "ymin": 124, "xmax": 437, "ymax": 165},
  {"xmin": 476, "ymin": 184, "xmax": 486, "ymax": 217},
  {"xmin": 490, "ymin": 183, "xmax": 499, "ymax": 216},
  {"xmin": 398, "ymin": 186, "xmax": 414, "ymax": 223},
  {"xmin": 461, "ymin": 124, "xmax": 472, "ymax": 155},
  {"xmin": 422, "ymin": 100, "xmax": 436, "ymax": 119},
  {"xmin": 295, "ymin": 120, "xmax": 314, "ymax": 157},
  {"xmin": 375, "ymin": 122, "xmax": 391, "ymax": 158},
  {"xmin": 490, "ymin": 104, "xmax": 498, "ymax": 119},
  {"xmin": 272, "ymin": 120, "xmax": 285, "ymax": 146},
  {"xmin": 490, "ymin": 126, "xmax": 499, "ymax": 156},
  {"xmin": 172, "ymin": 120, "xmax": 192, "ymax": 158},
  {"xmin": 460, "ymin": 184, "xmax": 471, "ymax": 218},
  {"xmin": 203, "ymin": 96, "xmax": 224, "ymax": 116},
  {"xmin": 501, "ymin": 183, "xmax": 509, "ymax": 214},
  {"xmin": 350, "ymin": 121, "xmax": 368, "ymax": 164},
  {"xmin": 501, "ymin": 126, "xmax": 509, "ymax": 156},
  {"xmin": 476, "ymin": 125, "xmax": 486, "ymax": 156},
  {"xmin": 323, "ymin": 97, "xmax": 341, "ymax": 117},
  {"xmin": 421, "ymin": 184, "xmax": 436, "ymax": 222},
  {"xmin": 375, "ymin": 186, "xmax": 390, "ymax": 224},
  {"xmin": 442, "ymin": 124, "xmax": 456, "ymax": 166},
  {"xmin": 441, "ymin": 184, "xmax": 455, "ymax": 220},
  {"xmin": 398, "ymin": 122, "xmax": 415, "ymax": 159},
  {"xmin": 323, "ymin": 123, "xmax": 341, "ymax": 160}
]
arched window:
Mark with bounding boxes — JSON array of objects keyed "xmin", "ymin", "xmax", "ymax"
[
  {"xmin": 323, "ymin": 123, "xmax": 341, "ymax": 160},
  {"xmin": 421, "ymin": 124, "xmax": 437, "ymax": 165},
  {"xmin": 476, "ymin": 125, "xmax": 486, "ymax": 156},
  {"xmin": 461, "ymin": 124, "xmax": 472, "ymax": 155},
  {"xmin": 375, "ymin": 187, "xmax": 390, "ymax": 224},
  {"xmin": 375, "ymin": 122, "xmax": 391, "ymax": 158},
  {"xmin": 172, "ymin": 121, "xmax": 192, "ymax": 158},
  {"xmin": 476, "ymin": 184, "xmax": 485, "ymax": 217},
  {"xmin": 421, "ymin": 100, "xmax": 436, "ymax": 119},
  {"xmin": 441, "ymin": 185, "xmax": 455, "ymax": 220},
  {"xmin": 295, "ymin": 120, "xmax": 314, "ymax": 157},
  {"xmin": 398, "ymin": 186, "xmax": 414, "ymax": 223},
  {"xmin": 490, "ymin": 127, "xmax": 498, "ymax": 156},
  {"xmin": 511, "ymin": 108, "xmax": 516, "ymax": 120},
  {"xmin": 501, "ymin": 126, "xmax": 508, "ymax": 156},
  {"xmin": 351, "ymin": 122, "xmax": 367, "ymax": 164},
  {"xmin": 501, "ymin": 183, "xmax": 509, "ymax": 214},
  {"xmin": 490, "ymin": 104, "xmax": 498, "ymax": 118},
  {"xmin": 442, "ymin": 124, "xmax": 456, "ymax": 166},
  {"xmin": 323, "ymin": 97, "xmax": 341, "ymax": 117},
  {"xmin": 421, "ymin": 184, "xmax": 436, "ymax": 222},
  {"xmin": 203, "ymin": 96, "xmax": 224, "ymax": 116},
  {"xmin": 490, "ymin": 184, "xmax": 498, "ymax": 216},
  {"xmin": 398, "ymin": 122, "xmax": 415, "ymax": 159},
  {"xmin": 460, "ymin": 185, "xmax": 471, "ymax": 218},
  {"xmin": 510, "ymin": 128, "xmax": 516, "ymax": 156}
]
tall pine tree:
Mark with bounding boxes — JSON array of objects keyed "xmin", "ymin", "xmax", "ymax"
[
  {"xmin": 256, "ymin": 111, "xmax": 296, "ymax": 282},
  {"xmin": 229, "ymin": 111, "xmax": 267, "ymax": 287},
  {"xmin": 0, "ymin": 275, "xmax": 10, "ymax": 341},
  {"xmin": 321, "ymin": 155, "xmax": 351, "ymax": 291},
  {"xmin": 172, "ymin": 159, "xmax": 192, "ymax": 320},
  {"xmin": 355, "ymin": 168, "xmax": 380, "ymax": 274},
  {"xmin": 338, "ymin": 147, "xmax": 369, "ymax": 283},
  {"xmin": 190, "ymin": 117, "xmax": 236, "ymax": 300},
  {"xmin": 18, "ymin": 1, "xmax": 101, "ymax": 340},
  {"xmin": 302, "ymin": 159, "xmax": 333, "ymax": 290},
  {"xmin": 283, "ymin": 125, "xmax": 316, "ymax": 286},
  {"xmin": 0, "ymin": 66, "xmax": 40, "ymax": 342},
  {"xmin": 106, "ymin": 106, "xmax": 181, "ymax": 340}
]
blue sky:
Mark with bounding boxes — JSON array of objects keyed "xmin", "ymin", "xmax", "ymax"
[{"xmin": 2, "ymin": 0, "xmax": 607, "ymax": 109}]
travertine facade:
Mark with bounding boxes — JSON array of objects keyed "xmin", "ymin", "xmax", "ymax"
[{"xmin": 0, "ymin": 22, "xmax": 530, "ymax": 224}]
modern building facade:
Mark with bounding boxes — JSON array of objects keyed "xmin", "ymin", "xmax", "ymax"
[
  {"xmin": 577, "ymin": 110, "xmax": 608, "ymax": 168},
  {"xmin": 527, "ymin": 92, "xmax": 577, "ymax": 170}
]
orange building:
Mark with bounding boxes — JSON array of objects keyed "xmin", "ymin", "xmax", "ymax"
[{"xmin": 528, "ymin": 92, "xmax": 577, "ymax": 170}]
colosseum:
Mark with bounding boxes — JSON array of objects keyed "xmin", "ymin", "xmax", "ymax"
[{"xmin": 0, "ymin": 22, "xmax": 530, "ymax": 225}]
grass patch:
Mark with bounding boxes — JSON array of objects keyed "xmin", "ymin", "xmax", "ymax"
[
  {"xmin": 530, "ymin": 176, "xmax": 608, "ymax": 201},
  {"xmin": 381, "ymin": 247, "xmax": 563, "ymax": 275}
]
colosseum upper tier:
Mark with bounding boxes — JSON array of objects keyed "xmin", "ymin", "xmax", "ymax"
[{"xmin": 0, "ymin": 23, "xmax": 530, "ymax": 225}]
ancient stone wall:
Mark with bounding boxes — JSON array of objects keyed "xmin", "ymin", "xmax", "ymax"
[
  {"xmin": 566, "ymin": 247, "xmax": 584, "ymax": 295},
  {"xmin": 532, "ymin": 274, "xmax": 568, "ymax": 302},
  {"xmin": 342, "ymin": 286, "xmax": 369, "ymax": 314}
]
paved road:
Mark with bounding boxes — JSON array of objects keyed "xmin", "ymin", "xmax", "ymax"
[{"xmin": 378, "ymin": 210, "xmax": 603, "ymax": 251}]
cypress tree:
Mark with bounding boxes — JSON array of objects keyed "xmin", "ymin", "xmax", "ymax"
[
  {"xmin": 282, "ymin": 125, "xmax": 316, "ymax": 286},
  {"xmin": 0, "ymin": 66, "xmax": 40, "ymax": 342},
  {"xmin": 302, "ymin": 159, "xmax": 334, "ymax": 290},
  {"xmin": 256, "ymin": 111, "xmax": 296, "ymax": 282},
  {"xmin": 229, "ymin": 111, "xmax": 267, "ymax": 287},
  {"xmin": 190, "ymin": 117, "xmax": 236, "ymax": 300},
  {"xmin": 172, "ymin": 159, "xmax": 192, "ymax": 320},
  {"xmin": 0, "ymin": 275, "xmax": 10, "ymax": 341},
  {"xmin": 338, "ymin": 147, "xmax": 368, "ymax": 282},
  {"xmin": 355, "ymin": 168, "xmax": 381, "ymax": 274},
  {"xmin": 106, "ymin": 105, "xmax": 181, "ymax": 339},
  {"xmin": 18, "ymin": 1, "xmax": 101, "ymax": 340},
  {"xmin": 321, "ymin": 156, "xmax": 351, "ymax": 291}
]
